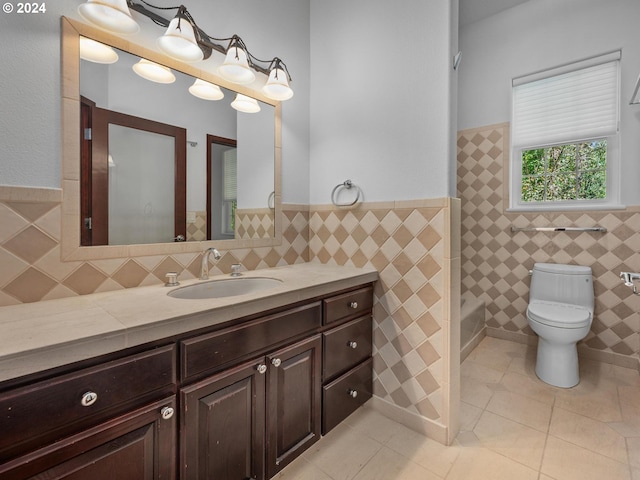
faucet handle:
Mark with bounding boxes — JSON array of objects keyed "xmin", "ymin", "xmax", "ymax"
[
  {"xmin": 231, "ymin": 264, "xmax": 243, "ymax": 277},
  {"xmin": 165, "ymin": 272, "xmax": 179, "ymax": 286}
]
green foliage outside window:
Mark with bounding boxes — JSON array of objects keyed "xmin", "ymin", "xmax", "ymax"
[
  {"xmin": 521, "ymin": 140, "xmax": 606, "ymax": 202},
  {"xmin": 230, "ymin": 200, "xmax": 237, "ymax": 231}
]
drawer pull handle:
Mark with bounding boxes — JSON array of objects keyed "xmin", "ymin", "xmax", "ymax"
[
  {"xmin": 349, "ymin": 301, "xmax": 358, "ymax": 309},
  {"xmin": 348, "ymin": 341, "xmax": 358, "ymax": 349},
  {"xmin": 161, "ymin": 406, "xmax": 174, "ymax": 420},
  {"xmin": 271, "ymin": 358, "xmax": 282, "ymax": 367},
  {"xmin": 348, "ymin": 389, "xmax": 358, "ymax": 398},
  {"xmin": 81, "ymin": 391, "xmax": 98, "ymax": 407},
  {"xmin": 257, "ymin": 364, "xmax": 267, "ymax": 374}
]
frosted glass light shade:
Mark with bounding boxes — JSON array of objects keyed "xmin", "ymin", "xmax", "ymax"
[
  {"xmin": 188, "ymin": 79, "xmax": 224, "ymax": 101},
  {"xmin": 231, "ymin": 94, "xmax": 261, "ymax": 113},
  {"xmin": 78, "ymin": 0, "xmax": 139, "ymax": 35},
  {"xmin": 132, "ymin": 59, "xmax": 176, "ymax": 84},
  {"xmin": 262, "ymin": 67, "xmax": 293, "ymax": 101},
  {"xmin": 218, "ymin": 46, "xmax": 255, "ymax": 85},
  {"xmin": 79, "ymin": 37, "xmax": 119, "ymax": 64},
  {"xmin": 157, "ymin": 15, "xmax": 204, "ymax": 63}
]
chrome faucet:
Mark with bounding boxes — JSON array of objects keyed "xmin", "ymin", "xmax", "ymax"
[{"xmin": 200, "ymin": 247, "xmax": 222, "ymax": 280}]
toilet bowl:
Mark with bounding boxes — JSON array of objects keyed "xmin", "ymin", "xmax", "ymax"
[{"xmin": 526, "ymin": 263, "xmax": 594, "ymax": 388}]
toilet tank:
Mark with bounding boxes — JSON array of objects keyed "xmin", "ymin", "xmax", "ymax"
[{"xmin": 529, "ymin": 263, "xmax": 594, "ymax": 311}]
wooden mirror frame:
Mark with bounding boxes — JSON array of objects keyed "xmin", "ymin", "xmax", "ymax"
[{"xmin": 61, "ymin": 16, "xmax": 282, "ymax": 261}]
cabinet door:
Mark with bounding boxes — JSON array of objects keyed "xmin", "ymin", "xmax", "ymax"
[
  {"xmin": 266, "ymin": 335, "xmax": 322, "ymax": 478},
  {"xmin": 181, "ymin": 358, "xmax": 266, "ymax": 480},
  {"xmin": 0, "ymin": 397, "xmax": 176, "ymax": 480}
]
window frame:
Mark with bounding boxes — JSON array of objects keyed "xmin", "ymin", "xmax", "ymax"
[{"xmin": 509, "ymin": 53, "xmax": 622, "ymax": 212}]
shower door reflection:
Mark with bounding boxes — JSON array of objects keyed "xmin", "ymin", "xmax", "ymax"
[
  {"xmin": 108, "ymin": 126, "xmax": 175, "ymax": 245},
  {"xmin": 80, "ymin": 100, "xmax": 187, "ymax": 246}
]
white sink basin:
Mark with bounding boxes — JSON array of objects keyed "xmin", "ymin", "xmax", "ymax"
[{"xmin": 168, "ymin": 277, "xmax": 283, "ymax": 300}]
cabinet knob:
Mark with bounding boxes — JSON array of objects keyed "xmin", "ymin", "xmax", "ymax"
[
  {"xmin": 256, "ymin": 364, "xmax": 267, "ymax": 374},
  {"xmin": 347, "ymin": 341, "xmax": 358, "ymax": 349},
  {"xmin": 81, "ymin": 391, "xmax": 98, "ymax": 407},
  {"xmin": 271, "ymin": 358, "xmax": 282, "ymax": 367},
  {"xmin": 161, "ymin": 406, "xmax": 174, "ymax": 420},
  {"xmin": 349, "ymin": 301, "xmax": 358, "ymax": 309},
  {"xmin": 348, "ymin": 389, "xmax": 358, "ymax": 398}
]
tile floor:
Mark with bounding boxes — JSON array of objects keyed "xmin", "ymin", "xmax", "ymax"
[{"xmin": 274, "ymin": 337, "xmax": 640, "ymax": 480}]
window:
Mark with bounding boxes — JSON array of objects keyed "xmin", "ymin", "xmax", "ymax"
[
  {"xmin": 222, "ymin": 148, "xmax": 237, "ymax": 235},
  {"xmin": 510, "ymin": 52, "xmax": 620, "ymax": 210}
]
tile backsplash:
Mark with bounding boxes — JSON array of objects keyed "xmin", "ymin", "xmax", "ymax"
[
  {"xmin": 457, "ymin": 123, "xmax": 640, "ymax": 369},
  {"xmin": 0, "ymin": 188, "xmax": 308, "ymax": 305}
]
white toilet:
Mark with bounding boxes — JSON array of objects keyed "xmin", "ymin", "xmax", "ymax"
[{"xmin": 526, "ymin": 263, "xmax": 594, "ymax": 388}]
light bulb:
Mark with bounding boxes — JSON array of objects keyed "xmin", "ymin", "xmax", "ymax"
[
  {"xmin": 218, "ymin": 42, "xmax": 255, "ymax": 85},
  {"xmin": 157, "ymin": 14, "xmax": 203, "ymax": 63},
  {"xmin": 231, "ymin": 94, "xmax": 261, "ymax": 113},
  {"xmin": 189, "ymin": 79, "xmax": 224, "ymax": 100},
  {"xmin": 79, "ymin": 37, "xmax": 119, "ymax": 64},
  {"xmin": 132, "ymin": 59, "xmax": 176, "ymax": 84},
  {"xmin": 262, "ymin": 67, "xmax": 293, "ymax": 101},
  {"xmin": 77, "ymin": 0, "xmax": 139, "ymax": 35}
]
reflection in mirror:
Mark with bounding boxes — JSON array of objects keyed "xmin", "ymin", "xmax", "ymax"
[
  {"xmin": 79, "ymin": 42, "xmax": 275, "ymax": 246},
  {"xmin": 207, "ymin": 135, "xmax": 237, "ymax": 240},
  {"xmin": 108, "ymin": 125, "xmax": 177, "ymax": 244}
]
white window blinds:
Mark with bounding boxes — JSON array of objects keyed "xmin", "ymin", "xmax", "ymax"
[
  {"xmin": 512, "ymin": 52, "xmax": 620, "ymax": 148},
  {"xmin": 223, "ymin": 148, "xmax": 237, "ymax": 201}
]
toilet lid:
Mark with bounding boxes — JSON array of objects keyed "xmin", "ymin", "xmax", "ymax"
[{"xmin": 527, "ymin": 300, "xmax": 592, "ymax": 329}]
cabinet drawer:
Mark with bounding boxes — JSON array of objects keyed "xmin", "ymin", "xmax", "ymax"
[
  {"xmin": 323, "ymin": 316, "xmax": 372, "ymax": 381},
  {"xmin": 181, "ymin": 302, "xmax": 321, "ymax": 381},
  {"xmin": 0, "ymin": 396, "xmax": 176, "ymax": 479},
  {"xmin": 323, "ymin": 286, "xmax": 373, "ymax": 325},
  {"xmin": 322, "ymin": 358, "xmax": 372, "ymax": 435},
  {"xmin": 0, "ymin": 344, "xmax": 176, "ymax": 462}
]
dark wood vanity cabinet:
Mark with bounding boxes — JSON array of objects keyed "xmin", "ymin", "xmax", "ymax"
[
  {"xmin": 321, "ymin": 287, "xmax": 374, "ymax": 434},
  {"xmin": 180, "ymin": 357, "xmax": 266, "ymax": 480},
  {"xmin": 265, "ymin": 335, "xmax": 322, "ymax": 478},
  {"xmin": 180, "ymin": 335, "xmax": 322, "ymax": 480},
  {"xmin": 0, "ymin": 282, "xmax": 374, "ymax": 480},
  {"xmin": 0, "ymin": 345, "xmax": 177, "ymax": 479}
]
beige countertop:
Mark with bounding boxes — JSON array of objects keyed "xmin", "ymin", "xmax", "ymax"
[{"xmin": 0, "ymin": 263, "xmax": 378, "ymax": 383}]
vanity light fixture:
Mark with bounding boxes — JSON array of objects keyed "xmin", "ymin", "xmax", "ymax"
[
  {"xmin": 77, "ymin": 0, "xmax": 294, "ymax": 100},
  {"xmin": 132, "ymin": 58, "xmax": 176, "ymax": 84},
  {"xmin": 262, "ymin": 58, "xmax": 293, "ymax": 101},
  {"xmin": 231, "ymin": 94, "xmax": 261, "ymax": 113},
  {"xmin": 188, "ymin": 79, "xmax": 224, "ymax": 101},
  {"xmin": 79, "ymin": 36, "xmax": 119, "ymax": 64},
  {"xmin": 78, "ymin": 0, "xmax": 140, "ymax": 35},
  {"xmin": 157, "ymin": 6, "xmax": 203, "ymax": 63},
  {"xmin": 218, "ymin": 36, "xmax": 256, "ymax": 85}
]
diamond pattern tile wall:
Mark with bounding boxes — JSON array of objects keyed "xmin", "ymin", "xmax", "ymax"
[
  {"xmin": 236, "ymin": 209, "xmax": 275, "ymax": 240},
  {"xmin": 309, "ymin": 204, "xmax": 455, "ymax": 422},
  {"xmin": 0, "ymin": 200, "xmax": 309, "ymax": 306},
  {"xmin": 458, "ymin": 123, "xmax": 640, "ymax": 363}
]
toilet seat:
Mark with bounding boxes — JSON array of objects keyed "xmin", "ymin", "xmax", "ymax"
[{"xmin": 527, "ymin": 300, "xmax": 591, "ymax": 329}]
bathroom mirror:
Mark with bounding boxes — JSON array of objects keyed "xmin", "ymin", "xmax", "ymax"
[
  {"xmin": 79, "ymin": 47, "xmax": 275, "ymax": 246},
  {"xmin": 61, "ymin": 17, "xmax": 282, "ymax": 261}
]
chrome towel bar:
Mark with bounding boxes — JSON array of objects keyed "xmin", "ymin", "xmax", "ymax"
[{"xmin": 510, "ymin": 226, "xmax": 607, "ymax": 233}]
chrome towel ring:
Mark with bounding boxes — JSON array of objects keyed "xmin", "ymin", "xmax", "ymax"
[{"xmin": 331, "ymin": 180, "xmax": 362, "ymax": 206}]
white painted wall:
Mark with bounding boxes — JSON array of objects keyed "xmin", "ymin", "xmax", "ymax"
[
  {"xmin": 309, "ymin": 0, "xmax": 457, "ymax": 203},
  {"xmin": 1, "ymin": 1, "xmax": 461, "ymax": 204},
  {"xmin": 458, "ymin": 0, "xmax": 640, "ymax": 205},
  {"xmin": 0, "ymin": 0, "xmax": 311, "ymax": 204}
]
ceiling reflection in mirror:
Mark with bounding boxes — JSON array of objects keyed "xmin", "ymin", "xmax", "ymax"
[{"xmin": 79, "ymin": 43, "xmax": 275, "ymax": 246}]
